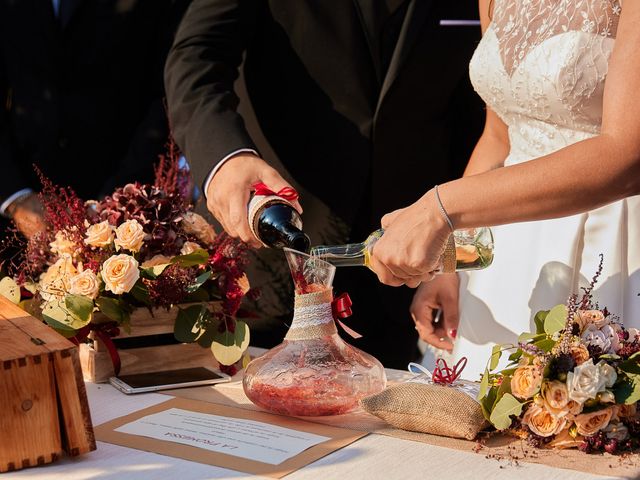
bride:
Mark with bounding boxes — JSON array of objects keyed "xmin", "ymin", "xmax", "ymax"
[{"xmin": 369, "ymin": 0, "xmax": 640, "ymax": 379}]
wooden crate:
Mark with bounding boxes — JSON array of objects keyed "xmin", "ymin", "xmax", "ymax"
[
  {"xmin": 79, "ymin": 303, "xmax": 221, "ymax": 383},
  {"xmin": 0, "ymin": 297, "xmax": 95, "ymax": 473}
]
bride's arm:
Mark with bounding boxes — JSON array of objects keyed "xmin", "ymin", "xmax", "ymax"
[{"xmin": 369, "ymin": 2, "xmax": 640, "ymax": 285}]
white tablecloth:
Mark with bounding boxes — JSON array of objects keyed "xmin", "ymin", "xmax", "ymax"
[{"xmin": 3, "ymin": 381, "xmax": 623, "ymax": 480}]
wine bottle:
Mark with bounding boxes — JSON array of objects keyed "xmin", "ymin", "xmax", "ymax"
[
  {"xmin": 310, "ymin": 227, "xmax": 494, "ymax": 273},
  {"xmin": 247, "ymin": 183, "xmax": 311, "ymax": 252}
]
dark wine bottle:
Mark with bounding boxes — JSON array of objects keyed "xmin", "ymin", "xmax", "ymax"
[{"xmin": 247, "ymin": 183, "xmax": 311, "ymax": 252}]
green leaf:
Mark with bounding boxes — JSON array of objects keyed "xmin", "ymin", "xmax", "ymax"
[
  {"xmin": 518, "ymin": 332, "xmax": 544, "ymax": 343},
  {"xmin": 508, "ymin": 350, "xmax": 523, "ymax": 363},
  {"xmin": 544, "ymin": 304, "xmax": 568, "ymax": 335},
  {"xmin": 174, "ymin": 305, "xmax": 210, "ymax": 343},
  {"xmin": 478, "ymin": 367, "xmax": 490, "ymax": 400},
  {"xmin": 43, "ymin": 314, "xmax": 77, "ymax": 338},
  {"xmin": 489, "ymin": 393, "xmax": 524, "ymax": 430},
  {"xmin": 480, "ymin": 386, "xmax": 498, "ymax": 420},
  {"xmin": 96, "ymin": 296, "xmax": 130, "ymax": 324},
  {"xmin": 186, "ymin": 271, "xmax": 212, "ymax": 294},
  {"xmin": 42, "ymin": 299, "xmax": 91, "ymax": 330},
  {"xmin": 490, "ymin": 345, "xmax": 502, "ymax": 371},
  {"xmin": 0, "ymin": 276, "xmax": 20, "ymax": 304},
  {"xmin": 534, "ymin": 337, "xmax": 557, "ymax": 353},
  {"xmin": 211, "ymin": 320, "xmax": 250, "ymax": 365},
  {"xmin": 171, "ymin": 249, "xmax": 209, "ymax": 267},
  {"xmin": 129, "ymin": 281, "xmax": 152, "ymax": 306},
  {"xmin": 619, "ymin": 355, "xmax": 640, "ymax": 376},
  {"xmin": 534, "ymin": 310, "xmax": 549, "ymax": 334},
  {"xmin": 197, "ymin": 326, "xmax": 217, "ymax": 348},
  {"xmin": 65, "ymin": 294, "xmax": 94, "ymax": 322},
  {"xmin": 183, "ymin": 289, "xmax": 211, "ymax": 303},
  {"xmin": 140, "ymin": 263, "xmax": 171, "ymax": 279},
  {"xmin": 614, "ymin": 375, "xmax": 640, "ymax": 405}
]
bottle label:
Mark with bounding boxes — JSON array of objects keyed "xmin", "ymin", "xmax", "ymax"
[
  {"xmin": 247, "ymin": 194, "xmax": 294, "ymax": 247},
  {"xmin": 285, "ymin": 289, "xmax": 338, "ymax": 340}
]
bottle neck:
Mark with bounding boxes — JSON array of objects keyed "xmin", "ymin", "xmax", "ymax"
[{"xmin": 310, "ymin": 229, "xmax": 383, "ymax": 267}]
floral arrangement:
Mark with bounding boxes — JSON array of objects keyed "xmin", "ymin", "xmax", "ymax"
[
  {"xmin": 0, "ymin": 149, "xmax": 257, "ymax": 372},
  {"xmin": 479, "ymin": 257, "xmax": 640, "ymax": 454}
]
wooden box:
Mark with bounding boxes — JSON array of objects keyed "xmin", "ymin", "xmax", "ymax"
[
  {"xmin": 0, "ymin": 297, "xmax": 95, "ymax": 473},
  {"xmin": 79, "ymin": 304, "xmax": 221, "ymax": 383}
]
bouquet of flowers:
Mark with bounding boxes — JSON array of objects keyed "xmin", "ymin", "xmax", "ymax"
[
  {"xmin": 0, "ymin": 149, "xmax": 257, "ymax": 370},
  {"xmin": 479, "ymin": 258, "xmax": 640, "ymax": 454}
]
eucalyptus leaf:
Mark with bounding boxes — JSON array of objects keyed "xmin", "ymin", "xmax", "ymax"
[
  {"xmin": 534, "ymin": 337, "xmax": 557, "ymax": 353},
  {"xmin": 478, "ymin": 367, "xmax": 490, "ymax": 400},
  {"xmin": 96, "ymin": 296, "xmax": 130, "ymax": 324},
  {"xmin": 171, "ymin": 249, "xmax": 210, "ymax": 267},
  {"xmin": 129, "ymin": 281, "xmax": 152, "ymax": 306},
  {"xmin": 174, "ymin": 305, "xmax": 210, "ymax": 343},
  {"xmin": 480, "ymin": 386, "xmax": 498, "ymax": 421},
  {"xmin": 0, "ymin": 276, "xmax": 20, "ymax": 304},
  {"xmin": 534, "ymin": 309, "xmax": 549, "ymax": 334},
  {"xmin": 614, "ymin": 375, "xmax": 640, "ymax": 405},
  {"xmin": 544, "ymin": 304, "xmax": 568, "ymax": 335},
  {"xmin": 65, "ymin": 294, "xmax": 94, "ymax": 322},
  {"xmin": 211, "ymin": 321, "xmax": 250, "ymax": 365},
  {"xmin": 508, "ymin": 350, "xmax": 523, "ymax": 363},
  {"xmin": 43, "ymin": 314, "xmax": 77, "ymax": 338},
  {"xmin": 42, "ymin": 300, "xmax": 90, "ymax": 330},
  {"xmin": 489, "ymin": 393, "xmax": 524, "ymax": 430},
  {"xmin": 619, "ymin": 355, "xmax": 640, "ymax": 376},
  {"xmin": 518, "ymin": 332, "xmax": 544, "ymax": 343},
  {"xmin": 183, "ymin": 289, "xmax": 211, "ymax": 303},
  {"xmin": 490, "ymin": 345, "xmax": 502, "ymax": 371},
  {"xmin": 141, "ymin": 263, "xmax": 170, "ymax": 279},
  {"xmin": 186, "ymin": 271, "xmax": 212, "ymax": 293}
]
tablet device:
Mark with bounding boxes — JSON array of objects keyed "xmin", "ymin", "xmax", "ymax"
[{"xmin": 109, "ymin": 367, "xmax": 230, "ymax": 394}]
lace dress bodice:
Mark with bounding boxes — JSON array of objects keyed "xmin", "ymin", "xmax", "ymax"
[{"xmin": 470, "ymin": 0, "xmax": 622, "ymax": 164}]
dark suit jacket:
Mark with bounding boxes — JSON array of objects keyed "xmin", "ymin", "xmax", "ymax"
[
  {"xmin": 0, "ymin": 0, "xmax": 187, "ymax": 204},
  {"xmin": 165, "ymin": 0, "xmax": 485, "ymax": 367}
]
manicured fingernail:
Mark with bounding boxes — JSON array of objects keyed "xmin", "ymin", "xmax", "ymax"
[{"xmin": 448, "ymin": 328, "xmax": 457, "ymax": 339}]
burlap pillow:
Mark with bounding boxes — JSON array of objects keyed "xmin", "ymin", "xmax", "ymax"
[{"xmin": 360, "ymin": 382, "xmax": 488, "ymax": 440}]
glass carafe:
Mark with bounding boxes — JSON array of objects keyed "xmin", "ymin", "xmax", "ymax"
[{"xmin": 243, "ymin": 249, "xmax": 387, "ymax": 416}]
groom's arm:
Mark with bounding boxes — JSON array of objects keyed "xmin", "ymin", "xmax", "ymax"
[{"xmin": 164, "ymin": 0, "xmax": 259, "ymax": 192}]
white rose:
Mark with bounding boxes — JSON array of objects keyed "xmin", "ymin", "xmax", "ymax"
[
  {"xmin": 39, "ymin": 254, "xmax": 77, "ymax": 301},
  {"xmin": 114, "ymin": 219, "xmax": 145, "ymax": 252},
  {"xmin": 101, "ymin": 254, "xmax": 140, "ymax": 294},
  {"xmin": 567, "ymin": 359, "xmax": 607, "ymax": 404},
  {"xmin": 600, "ymin": 324, "xmax": 621, "ymax": 354},
  {"xmin": 69, "ymin": 269, "xmax": 100, "ymax": 299},
  {"xmin": 49, "ymin": 230, "xmax": 78, "ymax": 257},
  {"xmin": 85, "ymin": 221, "xmax": 114, "ymax": 248},
  {"xmin": 181, "ymin": 212, "xmax": 216, "ymax": 246},
  {"xmin": 597, "ymin": 360, "xmax": 618, "ymax": 388},
  {"xmin": 180, "ymin": 241, "xmax": 201, "ymax": 255},
  {"xmin": 582, "ymin": 324, "xmax": 611, "ymax": 353},
  {"xmin": 604, "ymin": 421, "xmax": 629, "ymax": 442}
]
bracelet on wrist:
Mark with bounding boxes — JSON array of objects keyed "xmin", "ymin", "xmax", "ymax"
[{"xmin": 434, "ymin": 185, "xmax": 454, "ymax": 232}]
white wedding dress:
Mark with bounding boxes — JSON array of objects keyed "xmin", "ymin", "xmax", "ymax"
[{"xmin": 443, "ymin": 0, "xmax": 640, "ymax": 380}]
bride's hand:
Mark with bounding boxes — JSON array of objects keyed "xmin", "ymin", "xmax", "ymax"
[
  {"xmin": 411, "ymin": 274, "xmax": 460, "ymax": 352},
  {"xmin": 368, "ymin": 189, "xmax": 451, "ymax": 287}
]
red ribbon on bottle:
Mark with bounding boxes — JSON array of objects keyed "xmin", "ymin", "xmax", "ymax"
[
  {"xmin": 331, "ymin": 293, "xmax": 362, "ymax": 339},
  {"xmin": 70, "ymin": 321, "xmax": 122, "ymax": 376},
  {"xmin": 252, "ymin": 182, "xmax": 300, "ymax": 202},
  {"xmin": 432, "ymin": 357, "xmax": 467, "ymax": 385}
]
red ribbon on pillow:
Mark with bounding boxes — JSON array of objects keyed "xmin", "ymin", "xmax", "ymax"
[
  {"xmin": 252, "ymin": 182, "xmax": 299, "ymax": 202},
  {"xmin": 331, "ymin": 292, "xmax": 362, "ymax": 339},
  {"xmin": 432, "ymin": 357, "xmax": 467, "ymax": 385}
]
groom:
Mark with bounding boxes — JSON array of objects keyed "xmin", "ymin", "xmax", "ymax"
[{"xmin": 165, "ymin": 0, "xmax": 483, "ymax": 368}]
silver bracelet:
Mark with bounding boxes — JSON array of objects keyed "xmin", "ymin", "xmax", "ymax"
[{"xmin": 434, "ymin": 185, "xmax": 454, "ymax": 232}]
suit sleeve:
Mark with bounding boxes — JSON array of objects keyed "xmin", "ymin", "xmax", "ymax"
[{"xmin": 164, "ymin": 0, "xmax": 259, "ymax": 190}]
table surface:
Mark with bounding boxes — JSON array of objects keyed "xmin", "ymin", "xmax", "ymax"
[{"xmin": 4, "ymin": 378, "xmax": 623, "ymax": 480}]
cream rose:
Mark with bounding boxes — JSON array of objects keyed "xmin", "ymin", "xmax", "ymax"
[
  {"xmin": 181, "ymin": 212, "xmax": 216, "ymax": 246},
  {"xmin": 511, "ymin": 365, "xmax": 543, "ymax": 400},
  {"xmin": 574, "ymin": 407, "xmax": 613, "ymax": 436},
  {"xmin": 180, "ymin": 241, "xmax": 201, "ymax": 255},
  {"xmin": 569, "ymin": 343, "xmax": 590, "ymax": 366},
  {"xmin": 49, "ymin": 230, "xmax": 78, "ymax": 257},
  {"xmin": 101, "ymin": 254, "xmax": 140, "ymax": 294},
  {"xmin": 69, "ymin": 269, "xmax": 100, "ymax": 299},
  {"xmin": 114, "ymin": 219, "xmax": 145, "ymax": 252},
  {"xmin": 84, "ymin": 221, "xmax": 114, "ymax": 248},
  {"xmin": 567, "ymin": 359, "xmax": 607, "ymax": 404},
  {"xmin": 582, "ymin": 324, "xmax": 611, "ymax": 353},
  {"xmin": 39, "ymin": 254, "xmax": 77, "ymax": 301},
  {"xmin": 549, "ymin": 428, "xmax": 584, "ymax": 449},
  {"xmin": 142, "ymin": 254, "xmax": 172, "ymax": 268},
  {"xmin": 598, "ymin": 361, "xmax": 617, "ymax": 388},
  {"xmin": 522, "ymin": 404, "xmax": 567, "ymax": 437},
  {"xmin": 541, "ymin": 380, "xmax": 570, "ymax": 417},
  {"xmin": 577, "ymin": 309, "xmax": 608, "ymax": 330},
  {"xmin": 616, "ymin": 403, "xmax": 637, "ymax": 419}
]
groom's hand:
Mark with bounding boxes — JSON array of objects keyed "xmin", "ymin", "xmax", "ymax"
[
  {"xmin": 410, "ymin": 274, "xmax": 460, "ymax": 352},
  {"xmin": 206, "ymin": 154, "xmax": 302, "ymax": 248}
]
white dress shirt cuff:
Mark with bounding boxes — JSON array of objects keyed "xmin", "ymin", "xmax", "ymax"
[
  {"xmin": 202, "ymin": 149, "xmax": 259, "ymax": 200},
  {"xmin": 1, "ymin": 188, "xmax": 34, "ymax": 217}
]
